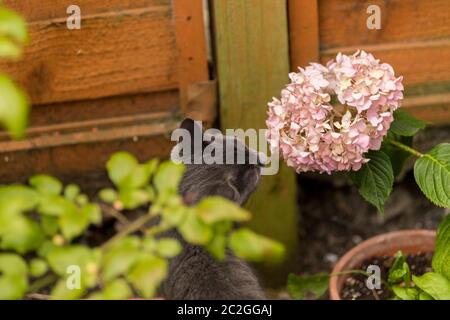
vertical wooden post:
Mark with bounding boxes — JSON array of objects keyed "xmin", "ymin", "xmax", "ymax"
[
  {"xmin": 212, "ymin": 0, "xmax": 299, "ymax": 284},
  {"xmin": 288, "ymin": 0, "xmax": 320, "ymax": 70},
  {"xmin": 173, "ymin": 0, "xmax": 210, "ymax": 116}
]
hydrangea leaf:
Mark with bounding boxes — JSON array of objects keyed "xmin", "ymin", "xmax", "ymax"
[
  {"xmin": 432, "ymin": 214, "xmax": 450, "ymax": 280},
  {"xmin": 390, "ymin": 109, "xmax": 426, "ymax": 136},
  {"xmin": 414, "ymin": 143, "xmax": 450, "ymax": 208},
  {"xmin": 349, "ymin": 150, "xmax": 394, "ymax": 213},
  {"xmin": 412, "ymin": 273, "xmax": 450, "ymax": 300}
]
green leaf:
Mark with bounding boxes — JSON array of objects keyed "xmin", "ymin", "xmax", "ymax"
[
  {"xmin": 388, "ymin": 251, "xmax": 410, "ymax": 285},
  {"xmin": 287, "ymin": 273, "xmax": 329, "ymax": 300},
  {"xmin": 0, "ymin": 185, "xmax": 39, "ymax": 217},
  {"xmin": 106, "ymin": 152, "xmax": 138, "ymax": 187},
  {"xmin": 0, "ymin": 216, "xmax": 44, "ymax": 253},
  {"xmin": 228, "ymin": 228, "xmax": 285, "ymax": 263},
  {"xmin": 390, "ymin": 109, "xmax": 427, "ymax": 136},
  {"xmin": 432, "ymin": 214, "xmax": 450, "ymax": 280},
  {"xmin": 41, "ymin": 215, "xmax": 59, "ymax": 236},
  {"xmin": 178, "ymin": 209, "xmax": 213, "ymax": 245},
  {"xmin": 82, "ymin": 203, "xmax": 102, "ymax": 225},
  {"xmin": 101, "ymin": 236, "xmax": 141, "ymax": 282},
  {"xmin": 205, "ymin": 233, "xmax": 226, "ymax": 260},
  {"xmin": 413, "ymin": 272, "xmax": 450, "ymax": 300},
  {"xmin": 30, "ymin": 258, "xmax": 49, "ymax": 277},
  {"xmin": 99, "ymin": 188, "xmax": 118, "ymax": 203},
  {"xmin": 0, "ymin": 74, "xmax": 29, "ymax": 139},
  {"xmin": 37, "ymin": 195, "xmax": 78, "ymax": 216},
  {"xmin": 153, "ymin": 161, "xmax": 185, "ymax": 194},
  {"xmin": 119, "ymin": 189, "xmax": 149, "ymax": 209},
  {"xmin": 50, "ymin": 279, "xmax": 85, "ymax": 300},
  {"xmin": 58, "ymin": 206, "xmax": 90, "ymax": 241},
  {"xmin": 349, "ymin": 150, "xmax": 394, "ymax": 213},
  {"xmin": 0, "ymin": 254, "xmax": 28, "ymax": 300},
  {"xmin": 414, "ymin": 143, "xmax": 450, "ymax": 208},
  {"xmin": 64, "ymin": 184, "xmax": 80, "ymax": 201},
  {"xmin": 419, "ymin": 292, "xmax": 434, "ymax": 300},
  {"xmin": 127, "ymin": 255, "xmax": 167, "ymax": 299},
  {"xmin": 196, "ymin": 196, "xmax": 251, "ymax": 224},
  {"xmin": 0, "ymin": 37, "xmax": 21, "ymax": 59},
  {"xmin": 89, "ymin": 279, "xmax": 132, "ymax": 300},
  {"xmin": 392, "ymin": 285, "xmax": 419, "ymax": 300},
  {"xmin": 29, "ymin": 174, "xmax": 62, "ymax": 195},
  {"xmin": 0, "ymin": 7, "xmax": 28, "ymax": 43},
  {"xmin": 155, "ymin": 238, "xmax": 181, "ymax": 258}
]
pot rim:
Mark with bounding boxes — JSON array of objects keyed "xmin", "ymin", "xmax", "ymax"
[{"xmin": 329, "ymin": 229, "xmax": 436, "ymax": 300}]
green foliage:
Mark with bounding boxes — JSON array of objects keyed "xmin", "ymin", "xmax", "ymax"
[
  {"xmin": 390, "ymin": 109, "xmax": 427, "ymax": 137},
  {"xmin": 412, "ymin": 273, "xmax": 450, "ymax": 300},
  {"xmin": 0, "ymin": 6, "xmax": 29, "ymax": 139},
  {"xmin": 287, "ymin": 273, "xmax": 329, "ymax": 300},
  {"xmin": 228, "ymin": 228, "xmax": 285, "ymax": 262},
  {"xmin": 432, "ymin": 214, "xmax": 450, "ymax": 280},
  {"xmin": 388, "ymin": 251, "xmax": 411, "ymax": 286},
  {"xmin": 414, "ymin": 143, "xmax": 450, "ymax": 208},
  {"xmin": 0, "ymin": 151, "xmax": 285, "ymax": 300},
  {"xmin": 349, "ymin": 150, "xmax": 394, "ymax": 213}
]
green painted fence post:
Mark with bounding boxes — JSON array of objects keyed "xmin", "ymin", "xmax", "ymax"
[{"xmin": 212, "ymin": 0, "xmax": 299, "ymax": 285}]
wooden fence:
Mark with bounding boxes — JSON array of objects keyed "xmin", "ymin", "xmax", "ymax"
[
  {"xmin": 0, "ymin": 0, "xmax": 448, "ymax": 283},
  {"xmin": 0, "ymin": 0, "xmax": 213, "ymax": 181}
]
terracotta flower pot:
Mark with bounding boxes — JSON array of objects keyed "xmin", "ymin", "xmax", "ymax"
[{"xmin": 329, "ymin": 229, "xmax": 436, "ymax": 300}]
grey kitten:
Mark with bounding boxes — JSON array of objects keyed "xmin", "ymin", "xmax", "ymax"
[{"xmin": 160, "ymin": 119, "xmax": 266, "ymax": 300}]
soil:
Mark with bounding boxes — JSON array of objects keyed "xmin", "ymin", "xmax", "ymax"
[{"xmin": 340, "ymin": 252, "xmax": 433, "ymax": 300}]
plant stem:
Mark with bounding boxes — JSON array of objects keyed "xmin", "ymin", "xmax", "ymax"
[
  {"xmin": 387, "ymin": 139, "xmax": 424, "ymax": 158},
  {"xmin": 28, "ymin": 274, "xmax": 57, "ymax": 293},
  {"xmin": 101, "ymin": 211, "xmax": 158, "ymax": 250}
]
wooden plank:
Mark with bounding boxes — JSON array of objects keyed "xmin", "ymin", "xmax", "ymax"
[
  {"xmin": 403, "ymin": 93, "xmax": 450, "ymax": 124},
  {"xmin": 173, "ymin": 0, "xmax": 210, "ymax": 115},
  {"xmin": 212, "ymin": 0, "xmax": 299, "ymax": 285},
  {"xmin": 0, "ymin": 5, "xmax": 178, "ymax": 105},
  {"xmin": 321, "ymin": 39, "xmax": 450, "ymax": 85},
  {"xmin": 3, "ymin": 0, "xmax": 171, "ymax": 21},
  {"xmin": 0, "ymin": 112, "xmax": 179, "ymax": 152},
  {"xmin": 27, "ymin": 90, "xmax": 179, "ymax": 127},
  {"xmin": 0, "ymin": 135, "xmax": 174, "ymax": 183},
  {"xmin": 288, "ymin": 0, "xmax": 319, "ymax": 69},
  {"xmin": 319, "ymin": 0, "xmax": 450, "ymax": 49}
]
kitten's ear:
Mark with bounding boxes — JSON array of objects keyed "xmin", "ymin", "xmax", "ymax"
[{"xmin": 180, "ymin": 118, "xmax": 202, "ymax": 135}]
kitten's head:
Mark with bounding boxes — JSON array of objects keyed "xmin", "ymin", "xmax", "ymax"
[{"xmin": 173, "ymin": 119, "xmax": 266, "ymax": 205}]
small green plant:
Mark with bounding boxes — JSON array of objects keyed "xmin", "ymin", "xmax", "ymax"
[
  {"xmin": 287, "ymin": 214, "xmax": 450, "ymax": 300},
  {"xmin": 0, "ymin": 152, "xmax": 284, "ymax": 300},
  {"xmin": 0, "ymin": 5, "xmax": 29, "ymax": 139},
  {"xmin": 349, "ymin": 109, "xmax": 449, "ymax": 213}
]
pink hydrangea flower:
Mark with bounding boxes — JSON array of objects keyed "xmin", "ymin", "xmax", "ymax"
[{"xmin": 266, "ymin": 50, "xmax": 404, "ymax": 174}]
